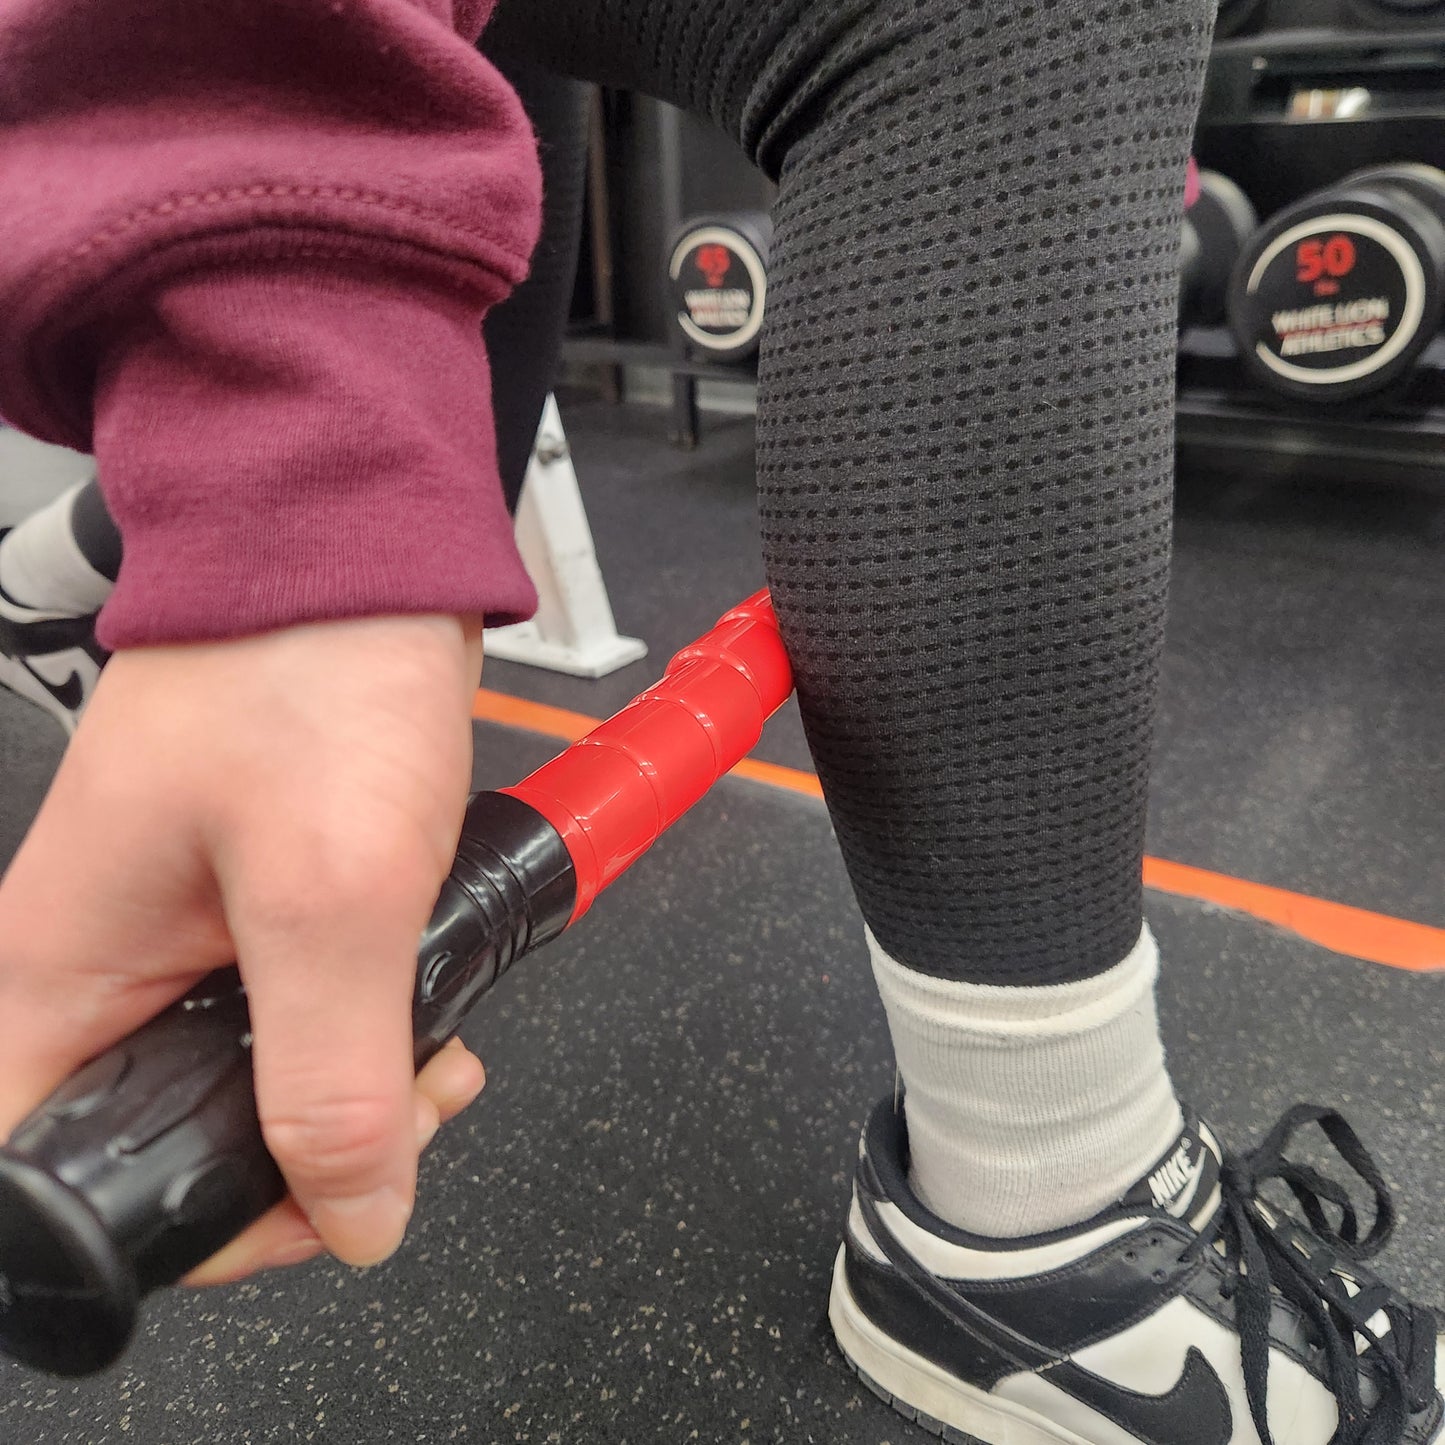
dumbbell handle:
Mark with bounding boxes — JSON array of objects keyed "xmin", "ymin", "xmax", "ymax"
[{"xmin": 0, "ymin": 590, "xmax": 793, "ymax": 1379}]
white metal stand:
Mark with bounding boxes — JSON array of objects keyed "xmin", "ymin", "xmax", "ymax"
[{"xmin": 483, "ymin": 395, "xmax": 648, "ymax": 678}]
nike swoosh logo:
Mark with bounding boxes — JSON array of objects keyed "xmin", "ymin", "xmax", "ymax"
[
  {"xmin": 20, "ymin": 656, "xmax": 84, "ymax": 712},
  {"xmin": 1053, "ymin": 1348, "xmax": 1232, "ymax": 1445},
  {"xmin": 855, "ymin": 1183, "xmax": 1233, "ymax": 1445},
  {"xmin": 1163, "ymin": 1153, "xmax": 1207, "ymax": 1219}
]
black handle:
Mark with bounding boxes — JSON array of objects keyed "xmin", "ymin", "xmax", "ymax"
[{"xmin": 0, "ymin": 791, "xmax": 575, "ymax": 1378}]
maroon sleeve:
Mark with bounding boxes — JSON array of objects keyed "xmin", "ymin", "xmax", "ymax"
[{"xmin": 0, "ymin": 0, "xmax": 542, "ymax": 645}]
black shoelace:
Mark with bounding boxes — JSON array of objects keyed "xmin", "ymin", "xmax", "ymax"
[{"xmin": 1194, "ymin": 1104, "xmax": 1436, "ymax": 1445}]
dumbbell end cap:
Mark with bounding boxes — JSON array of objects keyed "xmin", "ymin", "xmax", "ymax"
[{"xmin": 0, "ymin": 1152, "xmax": 137, "ymax": 1376}]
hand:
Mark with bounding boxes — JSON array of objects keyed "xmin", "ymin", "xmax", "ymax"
[{"xmin": 0, "ymin": 614, "xmax": 487, "ymax": 1280}]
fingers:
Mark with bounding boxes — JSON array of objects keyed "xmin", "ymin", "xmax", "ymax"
[
  {"xmin": 221, "ymin": 828, "xmax": 469, "ymax": 1268},
  {"xmin": 0, "ymin": 720, "xmax": 231, "ymax": 1138},
  {"xmin": 185, "ymin": 1039, "xmax": 486, "ymax": 1287},
  {"xmin": 184, "ymin": 1198, "xmax": 325, "ymax": 1288},
  {"xmin": 0, "ymin": 620, "xmax": 483, "ymax": 1287},
  {"xmin": 194, "ymin": 621, "xmax": 478, "ymax": 1273},
  {"xmin": 232, "ymin": 879, "xmax": 422, "ymax": 1266}
]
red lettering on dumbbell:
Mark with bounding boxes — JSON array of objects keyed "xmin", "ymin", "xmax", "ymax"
[
  {"xmin": 1325, "ymin": 236, "xmax": 1357, "ymax": 277},
  {"xmin": 1297, "ymin": 235, "xmax": 1357, "ymax": 288},
  {"xmin": 696, "ymin": 244, "xmax": 733, "ymax": 288}
]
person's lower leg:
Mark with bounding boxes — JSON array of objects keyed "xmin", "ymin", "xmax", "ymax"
[
  {"xmin": 750, "ymin": 0, "xmax": 1211, "ymax": 1235},
  {"xmin": 480, "ymin": 54, "xmax": 589, "ymax": 515},
  {"xmin": 493, "ymin": 0, "xmax": 1214, "ymax": 1237}
]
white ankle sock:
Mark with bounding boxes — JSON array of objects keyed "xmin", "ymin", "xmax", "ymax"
[
  {"xmin": 0, "ymin": 484, "xmax": 114, "ymax": 615},
  {"xmin": 868, "ymin": 923, "xmax": 1183, "ymax": 1239}
]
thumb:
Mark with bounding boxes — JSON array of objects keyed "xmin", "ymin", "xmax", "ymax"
[{"xmin": 225, "ymin": 852, "xmax": 431, "ymax": 1269}]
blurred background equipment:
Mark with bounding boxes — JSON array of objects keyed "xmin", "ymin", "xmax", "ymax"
[
  {"xmin": 1225, "ymin": 165, "xmax": 1445, "ymax": 406},
  {"xmin": 1181, "ymin": 171, "xmax": 1259, "ymax": 331},
  {"xmin": 667, "ymin": 212, "xmax": 771, "ymax": 365},
  {"xmin": 1214, "ymin": 0, "xmax": 1445, "ymax": 35},
  {"xmin": 1177, "ymin": 4, "xmax": 1445, "ymax": 488},
  {"xmin": 553, "ymin": 4, "xmax": 1445, "ymax": 480}
]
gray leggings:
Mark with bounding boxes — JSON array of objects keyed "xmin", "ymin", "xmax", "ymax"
[{"xmin": 489, "ymin": 0, "xmax": 1216, "ymax": 985}]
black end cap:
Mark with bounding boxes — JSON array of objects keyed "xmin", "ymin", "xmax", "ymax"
[{"xmin": 0, "ymin": 1152, "xmax": 139, "ymax": 1377}]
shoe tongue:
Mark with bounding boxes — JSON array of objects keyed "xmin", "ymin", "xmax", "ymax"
[{"xmin": 1119, "ymin": 1112, "xmax": 1224, "ymax": 1233}]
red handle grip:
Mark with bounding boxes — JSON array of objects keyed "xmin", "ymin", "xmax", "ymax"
[{"xmin": 502, "ymin": 590, "xmax": 793, "ymax": 922}]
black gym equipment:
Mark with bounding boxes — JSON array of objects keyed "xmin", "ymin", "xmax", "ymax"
[
  {"xmin": 1346, "ymin": 0, "xmax": 1445, "ymax": 26},
  {"xmin": 1227, "ymin": 163, "xmax": 1445, "ymax": 406},
  {"xmin": 1214, "ymin": 0, "xmax": 1267, "ymax": 38},
  {"xmin": 1198, "ymin": 28, "xmax": 1445, "ymax": 218},
  {"xmin": 1181, "ymin": 171, "xmax": 1259, "ymax": 330},
  {"xmin": 667, "ymin": 211, "xmax": 771, "ymax": 364},
  {"xmin": 1215, "ymin": 0, "xmax": 1445, "ymax": 34}
]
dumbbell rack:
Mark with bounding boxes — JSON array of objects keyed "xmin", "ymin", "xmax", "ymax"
[
  {"xmin": 562, "ymin": 334, "xmax": 758, "ymax": 449},
  {"xmin": 1198, "ymin": 28, "xmax": 1445, "ymax": 218},
  {"xmin": 1181, "ymin": 21, "xmax": 1445, "ymax": 491},
  {"xmin": 1178, "ymin": 328, "xmax": 1445, "ymax": 490}
]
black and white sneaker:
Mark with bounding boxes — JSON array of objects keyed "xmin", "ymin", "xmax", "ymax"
[
  {"xmin": 0, "ymin": 531, "xmax": 107, "ymax": 735},
  {"xmin": 831, "ymin": 1097, "xmax": 1441, "ymax": 1445}
]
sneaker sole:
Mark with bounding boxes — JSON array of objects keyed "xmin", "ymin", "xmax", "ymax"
[
  {"xmin": 828, "ymin": 1246, "xmax": 1094, "ymax": 1445},
  {"xmin": 0, "ymin": 651, "xmax": 79, "ymax": 735}
]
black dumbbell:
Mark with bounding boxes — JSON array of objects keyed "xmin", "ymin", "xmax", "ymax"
[
  {"xmin": 1180, "ymin": 170, "xmax": 1259, "ymax": 330},
  {"xmin": 667, "ymin": 211, "xmax": 771, "ymax": 364},
  {"xmin": 1227, "ymin": 163, "xmax": 1445, "ymax": 405}
]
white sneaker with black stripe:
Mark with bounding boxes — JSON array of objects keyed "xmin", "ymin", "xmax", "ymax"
[
  {"xmin": 830, "ymin": 1097, "xmax": 1442, "ymax": 1445},
  {"xmin": 0, "ymin": 529, "xmax": 107, "ymax": 735}
]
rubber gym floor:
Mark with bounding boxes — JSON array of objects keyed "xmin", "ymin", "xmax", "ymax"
[{"xmin": 1, "ymin": 396, "xmax": 1443, "ymax": 1444}]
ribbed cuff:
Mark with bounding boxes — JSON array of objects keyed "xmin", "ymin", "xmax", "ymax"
[{"xmin": 90, "ymin": 259, "xmax": 536, "ymax": 648}]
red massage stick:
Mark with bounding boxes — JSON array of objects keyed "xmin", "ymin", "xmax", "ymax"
[{"xmin": 0, "ymin": 591, "xmax": 793, "ymax": 1378}]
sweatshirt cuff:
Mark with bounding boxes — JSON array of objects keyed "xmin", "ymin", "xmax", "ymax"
[{"xmin": 90, "ymin": 258, "xmax": 536, "ymax": 649}]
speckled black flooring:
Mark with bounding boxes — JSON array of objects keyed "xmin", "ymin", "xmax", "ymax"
[{"xmin": 0, "ymin": 399, "xmax": 1443, "ymax": 1444}]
